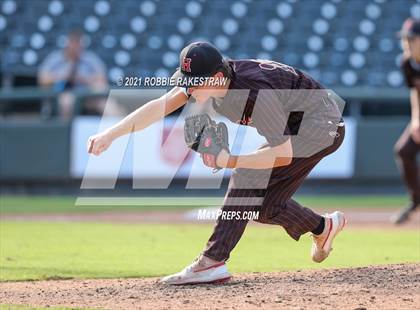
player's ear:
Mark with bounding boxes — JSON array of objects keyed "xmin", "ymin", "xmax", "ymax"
[{"xmin": 213, "ymin": 71, "xmax": 224, "ymax": 78}]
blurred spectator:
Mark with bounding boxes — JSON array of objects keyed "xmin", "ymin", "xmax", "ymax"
[
  {"xmin": 392, "ymin": 18, "xmax": 420, "ymax": 224},
  {"xmin": 38, "ymin": 30, "xmax": 122, "ymax": 119}
]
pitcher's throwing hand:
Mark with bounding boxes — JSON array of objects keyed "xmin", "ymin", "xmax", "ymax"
[{"xmin": 87, "ymin": 132, "xmax": 113, "ymax": 156}]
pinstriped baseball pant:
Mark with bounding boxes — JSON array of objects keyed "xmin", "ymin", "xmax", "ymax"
[
  {"xmin": 203, "ymin": 126, "xmax": 345, "ymax": 262},
  {"xmin": 394, "ymin": 124, "xmax": 420, "ymax": 204}
]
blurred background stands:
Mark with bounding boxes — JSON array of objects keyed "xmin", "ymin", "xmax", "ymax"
[{"xmin": 0, "ymin": 0, "xmax": 416, "ymax": 89}]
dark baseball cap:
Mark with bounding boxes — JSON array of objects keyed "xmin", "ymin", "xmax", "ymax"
[
  {"xmin": 171, "ymin": 42, "xmax": 225, "ymax": 87},
  {"xmin": 398, "ymin": 18, "xmax": 420, "ymax": 38}
]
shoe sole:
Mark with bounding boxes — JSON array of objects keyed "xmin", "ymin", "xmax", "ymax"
[{"xmin": 172, "ymin": 276, "xmax": 232, "ymax": 286}]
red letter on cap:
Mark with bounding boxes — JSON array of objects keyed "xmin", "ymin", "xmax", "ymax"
[{"xmin": 182, "ymin": 58, "xmax": 192, "ymax": 72}]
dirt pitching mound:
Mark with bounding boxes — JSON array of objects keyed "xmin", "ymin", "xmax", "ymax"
[{"xmin": 1, "ymin": 263, "xmax": 419, "ymax": 310}]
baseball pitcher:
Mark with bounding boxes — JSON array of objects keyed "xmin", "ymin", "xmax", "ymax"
[
  {"xmin": 87, "ymin": 42, "xmax": 347, "ymax": 285},
  {"xmin": 393, "ymin": 18, "xmax": 420, "ymax": 224}
]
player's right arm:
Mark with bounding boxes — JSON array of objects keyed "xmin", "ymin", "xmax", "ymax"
[{"xmin": 87, "ymin": 87, "xmax": 188, "ymax": 156}]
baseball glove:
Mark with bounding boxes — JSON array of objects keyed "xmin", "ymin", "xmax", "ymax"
[{"xmin": 184, "ymin": 113, "xmax": 230, "ymax": 171}]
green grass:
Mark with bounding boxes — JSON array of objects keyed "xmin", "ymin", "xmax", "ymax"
[
  {"xmin": 0, "ymin": 195, "xmax": 409, "ymax": 214},
  {"xmin": 297, "ymin": 194, "xmax": 408, "ymax": 209},
  {"xmin": 0, "ymin": 196, "xmax": 191, "ymax": 214},
  {"xmin": 1, "ymin": 221, "xmax": 418, "ymax": 281}
]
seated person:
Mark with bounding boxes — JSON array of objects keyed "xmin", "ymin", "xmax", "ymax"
[{"xmin": 38, "ymin": 29, "xmax": 122, "ymax": 119}]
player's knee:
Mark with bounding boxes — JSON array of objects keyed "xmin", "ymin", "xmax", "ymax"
[
  {"xmin": 254, "ymin": 213, "xmax": 269, "ymax": 223},
  {"xmin": 253, "ymin": 206, "xmax": 282, "ymax": 224}
]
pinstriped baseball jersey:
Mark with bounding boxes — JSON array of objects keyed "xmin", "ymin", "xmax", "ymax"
[{"xmin": 212, "ymin": 59, "xmax": 342, "ymax": 149}]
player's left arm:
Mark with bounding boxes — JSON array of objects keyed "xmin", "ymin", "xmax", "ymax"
[
  {"xmin": 217, "ymin": 139, "xmax": 293, "ymax": 169},
  {"xmin": 218, "ymin": 89, "xmax": 293, "ymax": 169}
]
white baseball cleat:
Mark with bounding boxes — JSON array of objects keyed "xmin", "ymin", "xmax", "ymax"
[
  {"xmin": 160, "ymin": 255, "xmax": 231, "ymax": 285},
  {"xmin": 311, "ymin": 211, "xmax": 347, "ymax": 263}
]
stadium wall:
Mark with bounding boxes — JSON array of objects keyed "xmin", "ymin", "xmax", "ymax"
[
  {"xmin": 0, "ymin": 120, "xmax": 70, "ymax": 180},
  {"xmin": 0, "ymin": 87, "xmax": 411, "ymax": 183},
  {"xmin": 0, "ymin": 115, "xmax": 407, "ymax": 183}
]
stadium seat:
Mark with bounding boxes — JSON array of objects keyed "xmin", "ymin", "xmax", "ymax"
[{"xmin": 0, "ymin": 0, "xmax": 415, "ymax": 88}]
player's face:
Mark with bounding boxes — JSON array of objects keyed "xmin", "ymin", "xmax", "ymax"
[
  {"xmin": 66, "ymin": 35, "xmax": 83, "ymax": 60},
  {"xmin": 187, "ymin": 72, "xmax": 228, "ymax": 104},
  {"xmin": 187, "ymin": 86, "xmax": 214, "ymax": 104},
  {"xmin": 405, "ymin": 36, "xmax": 420, "ymax": 60}
]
